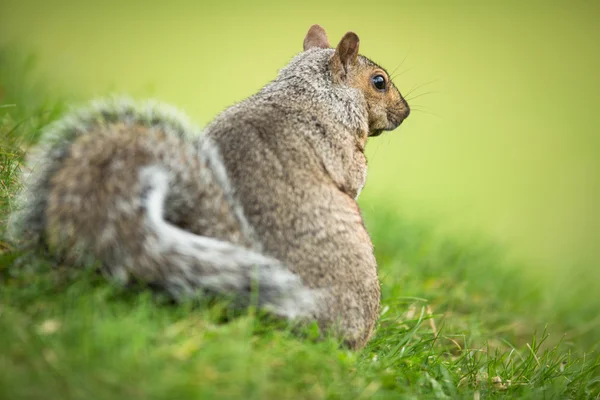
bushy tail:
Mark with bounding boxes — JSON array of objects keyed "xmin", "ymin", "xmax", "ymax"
[
  {"xmin": 9, "ymin": 97, "xmax": 200, "ymax": 244},
  {"xmin": 9, "ymin": 98, "xmax": 315, "ymax": 319}
]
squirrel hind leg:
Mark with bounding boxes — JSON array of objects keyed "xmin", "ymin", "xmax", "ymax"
[{"xmin": 138, "ymin": 165, "xmax": 317, "ymax": 319}]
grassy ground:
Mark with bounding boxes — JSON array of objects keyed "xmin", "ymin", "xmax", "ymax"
[{"xmin": 1, "ymin": 50, "xmax": 599, "ymax": 399}]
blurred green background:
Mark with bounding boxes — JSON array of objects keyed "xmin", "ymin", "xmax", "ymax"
[{"xmin": 1, "ymin": 0, "xmax": 598, "ymax": 283}]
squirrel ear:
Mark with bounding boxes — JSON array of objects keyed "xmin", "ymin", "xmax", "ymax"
[
  {"xmin": 303, "ymin": 24, "xmax": 330, "ymax": 51},
  {"xmin": 331, "ymin": 32, "xmax": 360, "ymax": 82}
]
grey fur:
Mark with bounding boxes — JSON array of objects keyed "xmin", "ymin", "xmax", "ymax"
[{"xmin": 10, "ymin": 26, "xmax": 409, "ymax": 349}]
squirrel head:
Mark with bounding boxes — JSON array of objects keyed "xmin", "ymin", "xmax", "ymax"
[
  {"xmin": 303, "ymin": 24, "xmax": 410, "ymax": 138},
  {"xmin": 221, "ymin": 26, "xmax": 412, "ymax": 199}
]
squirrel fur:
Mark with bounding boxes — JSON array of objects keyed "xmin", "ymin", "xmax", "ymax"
[{"xmin": 10, "ymin": 25, "xmax": 410, "ymax": 349}]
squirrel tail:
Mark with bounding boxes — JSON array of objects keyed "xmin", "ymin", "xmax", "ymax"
[
  {"xmin": 9, "ymin": 97, "xmax": 200, "ymax": 243},
  {"xmin": 9, "ymin": 98, "xmax": 315, "ymax": 319}
]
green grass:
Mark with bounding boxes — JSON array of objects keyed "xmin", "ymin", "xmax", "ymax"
[{"xmin": 1, "ymin": 50, "xmax": 599, "ymax": 399}]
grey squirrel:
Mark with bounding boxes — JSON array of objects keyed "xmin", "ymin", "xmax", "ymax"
[{"xmin": 11, "ymin": 25, "xmax": 410, "ymax": 349}]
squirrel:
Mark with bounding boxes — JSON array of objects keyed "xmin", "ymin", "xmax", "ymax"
[{"xmin": 10, "ymin": 25, "xmax": 410, "ymax": 349}]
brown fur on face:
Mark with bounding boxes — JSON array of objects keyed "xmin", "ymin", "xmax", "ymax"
[
  {"xmin": 348, "ymin": 59, "xmax": 410, "ymax": 137},
  {"xmin": 328, "ymin": 30, "xmax": 410, "ymax": 137}
]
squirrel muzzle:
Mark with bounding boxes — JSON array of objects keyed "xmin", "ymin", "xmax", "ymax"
[{"xmin": 370, "ymin": 98, "xmax": 410, "ymax": 137}]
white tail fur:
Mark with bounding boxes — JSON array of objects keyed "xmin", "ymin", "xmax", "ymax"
[{"xmin": 137, "ymin": 165, "xmax": 316, "ymax": 319}]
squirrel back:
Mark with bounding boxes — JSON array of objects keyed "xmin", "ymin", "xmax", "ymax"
[{"xmin": 10, "ymin": 25, "xmax": 409, "ymax": 348}]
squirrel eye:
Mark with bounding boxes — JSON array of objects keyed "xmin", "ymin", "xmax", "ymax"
[{"xmin": 371, "ymin": 75, "xmax": 386, "ymax": 91}]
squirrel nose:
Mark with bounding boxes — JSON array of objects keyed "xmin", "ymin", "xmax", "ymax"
[
  {"xmin": 403, "ymin": 102, "xmax": 410, "ymax": 119},
  {"xmin": 397, "ymin": 98, "xmax": 410, "ymax": 120}
]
